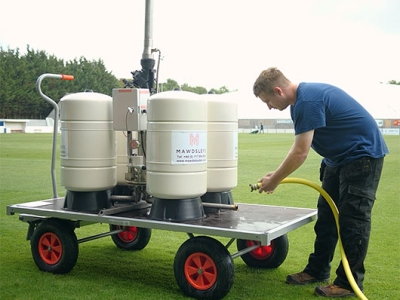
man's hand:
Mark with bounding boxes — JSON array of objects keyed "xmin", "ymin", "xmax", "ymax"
[{"xmin": 259, "ymin": 172, "xmax": 279, "ymax": 194}]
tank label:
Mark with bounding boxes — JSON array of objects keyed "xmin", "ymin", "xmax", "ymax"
[
  {"xmin": 61, "ymin": 131, "xmax": 68, "ymax": 158},
  {"xmin": 171, "ymin": 131, "xmax": 207, "ymax": 164},
  {"xmin": 233, "ymin": 131, "xmax": 238, "ymax": 159}
]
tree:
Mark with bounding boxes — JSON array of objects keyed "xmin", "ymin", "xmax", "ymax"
[
  {"xmin": 157, "ymin": 79, "xmax": 231, "ymax": 94},
  {"xmin": 180, "ymin": 83, "xmax": 208, "ymax": 94},
  {"xmin": 388, "ymin": 80, "xmax": 400, "ymax": 85},
  {"xmin": 158, "ymin": 78, "xmax": 179, "ymax": 91},
  {"xmin": 0, "ymin": 48, "xmax": 20, "ymax": 118},
  {"xmin": 0, "ymin": 46, "xmax": 231, "ymax": 119},
  {"xmin": 0, "ymin": 46, "xmax": 122, "ymax": 119}
]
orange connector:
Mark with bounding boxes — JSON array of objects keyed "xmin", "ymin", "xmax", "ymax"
[{"xmin": 61, "ymin": 74, "xmax": 74, "ymax": 81}]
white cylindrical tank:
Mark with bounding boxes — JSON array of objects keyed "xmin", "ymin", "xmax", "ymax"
[
  {"xmin": 203, "ymin": 94, "xmax": 238, "ymax": 192},
  {"xmin": 60, "ymin": 92, "xmax": 116, "ymax": 192},
  {"xmin": 146, "ymin": 91, "xmax": 207, "ymax": 199}
]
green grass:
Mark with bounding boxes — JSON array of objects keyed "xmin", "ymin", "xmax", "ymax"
[{"xmin": 1, "ymin": 133, "xmax": 399, "ymax": 300}]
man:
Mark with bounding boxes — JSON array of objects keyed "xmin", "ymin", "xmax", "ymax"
[{"xmin": 253, "ymin": 67, "xmax": 388, "ymax": 298}]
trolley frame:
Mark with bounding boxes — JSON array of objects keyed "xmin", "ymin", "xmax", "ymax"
[{"xmin": 7, "ymin": 197, "xmax": 316, "ymax": 246}]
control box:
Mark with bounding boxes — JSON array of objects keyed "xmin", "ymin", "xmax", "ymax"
[{"xmin": 112, "ymin": 88, "xmax": 149, "ymax": 131}]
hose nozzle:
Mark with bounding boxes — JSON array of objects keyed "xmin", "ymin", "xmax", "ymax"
[{"xmin": 249, "ymin": 182, "xmax": 261, "ymax": 192}]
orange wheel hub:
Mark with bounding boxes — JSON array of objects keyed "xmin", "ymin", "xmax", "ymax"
[
  {"xmin": 246, "ymin": 240, "xmax": 273, "ymax": 259},
  {"xmin": 184, "ymin": 252, "xmax": 217, "ymax": 290},
  {"xmin": 117, "ymin": 226, "xmax": 138, "ymax": 242},
  {"xmin": 38, "ymin": 232, "xmax": 62, "ymax": 265}
]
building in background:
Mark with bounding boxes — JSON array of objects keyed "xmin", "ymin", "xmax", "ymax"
[{"xmin": 1, "ymin": 84, "xmax": 399, "ymax": 135}]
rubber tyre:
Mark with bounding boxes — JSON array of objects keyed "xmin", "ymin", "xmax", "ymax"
[
  {"xmin": 110, "ymin": 225, "xmax": 151, "ymax": 250},
  {"xmin": 174, "ymin": 236, "xmax": 234, "ymax": 299},
  {"xmin": 237, "ymin": 234, "xmax": 289, "ymax": 268},
  {"xmin": 30, "ymin": 219, "xmax": 78, "ymax": 274}
]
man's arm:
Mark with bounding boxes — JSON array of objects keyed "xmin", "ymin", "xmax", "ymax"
[{"xmin": 259, "ymin": 129, "xmax": 314, "ymax": 193}]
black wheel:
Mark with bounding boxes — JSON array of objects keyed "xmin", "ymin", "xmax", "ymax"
[
  {"xmin": 237, "ymin": 234, "xmax": 289, "ymax": 268},
  {"xmin": 110, "ymin": 225, "xmax": 151, "ymax": 250},
  {"xmin": 174, "ymin": 236, "xmax": 234, "ymax": 299},
  {"xmin": 30, "ymin": 219, "xmax": 78, "ymax": 274}
]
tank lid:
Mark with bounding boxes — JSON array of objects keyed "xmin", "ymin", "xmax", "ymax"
[
  {"xmin": 61, "ymin": 92, "xmax": 111, "ymax": 101},
  {"xmin": 149, "ymin": 90, "xmax": 200, "ymax": 101}
]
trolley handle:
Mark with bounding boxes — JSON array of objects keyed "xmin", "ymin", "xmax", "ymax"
[{"xmin": 36, "ymin": 73, "xmax": 74, "ymax": 198}]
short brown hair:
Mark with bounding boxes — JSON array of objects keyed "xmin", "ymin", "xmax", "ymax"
[{"xmin": 253, "ymin": 67, "xmax": 291, "ymax": 97}]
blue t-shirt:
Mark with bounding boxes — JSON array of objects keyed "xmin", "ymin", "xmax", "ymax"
[{"xmin": 290, "ymin": 83, "xmax": 388, "ymax": 167}]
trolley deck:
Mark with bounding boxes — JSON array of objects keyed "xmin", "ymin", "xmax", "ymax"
[{"xmin": 7, "ymin": 198, "xmax": 316, "ymax": 246}]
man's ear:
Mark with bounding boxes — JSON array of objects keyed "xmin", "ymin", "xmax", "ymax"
[{"xmin": 273, "ymin": 86, "xmax": 283, "ymax": 96}]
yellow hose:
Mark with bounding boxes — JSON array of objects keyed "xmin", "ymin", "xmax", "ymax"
[{"xmin": 251, "ymin": 178, "xmax": 368, "ymax": 300}]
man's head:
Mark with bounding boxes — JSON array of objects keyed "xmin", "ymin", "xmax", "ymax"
[
  {"xmin": 253, "ymin": 67, "xmax": 294, "ymax": 111},
  {"xmin": 253, "ymin": 67, "xmax": 291, "ymax": 97}
]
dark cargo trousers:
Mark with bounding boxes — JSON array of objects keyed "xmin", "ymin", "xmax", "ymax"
[{"xmin": 303, "ymin": 156, "xmax": 384, "ymax": 291}]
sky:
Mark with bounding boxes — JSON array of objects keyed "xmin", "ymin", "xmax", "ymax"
[{"xmin": 1, "ymin": 0, "xmax": 400, "ymax": 117}]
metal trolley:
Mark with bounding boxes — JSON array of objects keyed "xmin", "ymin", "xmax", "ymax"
[{"xmin": 7, "ymin": 196, "xmax": 316, "ymax": 299}]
